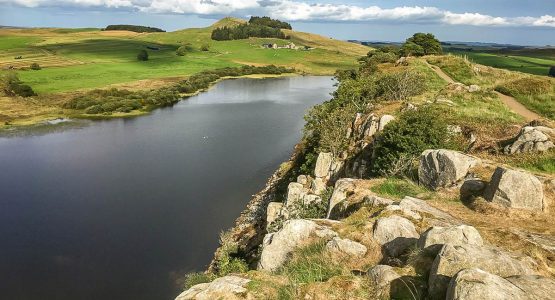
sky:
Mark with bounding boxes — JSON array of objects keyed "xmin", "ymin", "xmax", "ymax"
[{"xmin": 0, "ymin": 0, "xmax": 554, "ymax": 45}]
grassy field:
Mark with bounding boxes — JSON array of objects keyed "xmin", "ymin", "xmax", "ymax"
[
  {"xmin": 0, "ymin": 18, "xmax": 369, "ymax": 94},
  {"xmin": 446, "ymin": 49, "xmax": 555, "ymax": 76}
]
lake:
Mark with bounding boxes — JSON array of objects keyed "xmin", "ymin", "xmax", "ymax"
[{"xmin": 0, "ymin": 76, "xmax": 335, "ymax": 300}]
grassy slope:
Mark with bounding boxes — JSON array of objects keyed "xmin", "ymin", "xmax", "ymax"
[{"xmin": 1, "ymin": 18, "xmax": 369, "ymax": 93}]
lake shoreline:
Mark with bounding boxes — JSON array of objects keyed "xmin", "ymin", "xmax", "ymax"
[{"xmin": 0, "ymin": 72, "xmax": 304, "ymax": 132}]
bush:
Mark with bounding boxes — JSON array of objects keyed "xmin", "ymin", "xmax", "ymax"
[
  {"xmin": 212, "ymin": 230, "xmax": 249, "ymax": 276},
  {"xmin": 1, "ymin": 72, "xmax": 36, "ymax": 97},
  {"xmin": 370, "ymin": 107, "xmax": 452, "ymax": 176},
  {"xmin": 176, "ymin": 44, "xmax": 194, "ymax": 56},
  {"xmin": 549, "ymin": 66, "xmax": 555, "ymax": 77},
  {"xmin": 200, "ymin": 44, "xmax": 210, "ymax": 51},
  {"xmin": 137, "ymin": 50, "xmax": 148, "ymax": 61},
  {"xmin": 377, "ymin": 70, "xmax": 426, "ymax": 101},
  {"xmin": 30, "ymin": 63, "xmax": 41, "ymax": 70}
]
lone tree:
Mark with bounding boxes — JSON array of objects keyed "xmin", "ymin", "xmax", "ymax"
[
  {"xmin": 137, "ymin": 50, "xmax": 149, "ymax": 61},
  {"xmin": 549, "ymin": 66, "xmax": 555, "ymax": 77},
  {"xmin": 30, "ymin": 63, "xmax": 41, "ymax": 70},
  {"xmin": 401, "ymin": 33, "xmax": 442, "ymax": 56}
]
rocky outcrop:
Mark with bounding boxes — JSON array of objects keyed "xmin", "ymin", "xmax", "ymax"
[
  {"xmin": 285, "ymin": 182, "xmax": 305, "ymax": 207},
  {"xmin": 418, "ymin": 225, "xmax": 483, "ymax": 253},
  {"xmin": 258, "ymin": 219, "xmax": 337, "ymax": 271},
  {"xmin": 372, "ymin": 215, "xmax": 419, "ymax": 257},
  {"xmin": 327, "ymin": 178, "xmax": 356, "ymax": 218},
  {"xmin": 504, "ymin": 126, "xmax": 554, "ymax": 154},
  {"xmin": 326, "ymin": 237, "xmax": 367, "ymax": 257},
  {"xmin": 429, "ymin": 244, "xmax": 538, "ymax": 299},
  {"xmin": 506, "ymin": 275, "xmax": 555, "ymax": 299},
  {"xmin": 484, "ymin": 167, "xmax": 545, "ymax": 211},
  {"xmin": 314, "ymin": 152, "xmax": 343, "ymax": 182},
  {"xmin": 327, "ymin": 179, "xmax": 373, "ymax": 219},
  {"xmin": 419, "ymin": 149, "xmax": 480, "ymax": 190},
  {"xmin": 446, "ymin": 268, "xmax": 527, "ymax": 300},
  {"xmin": 266, "ymin": 202, "xmax": 283, "ymax": 225},
  {"xmin": 175, "ymin": 275, "xmax": 251, "ymax": 300}
]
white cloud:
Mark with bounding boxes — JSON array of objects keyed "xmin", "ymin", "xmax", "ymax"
[{"xmin": 1, "ymin": 0, "xmax": 554, "ymax": 28}]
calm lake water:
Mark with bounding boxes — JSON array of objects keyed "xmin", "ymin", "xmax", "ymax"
[{"xmin": 0, "ymin": 76, "xmax": 335, "ymax": 300}]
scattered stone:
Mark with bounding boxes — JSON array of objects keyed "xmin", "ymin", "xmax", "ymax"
[
  {"xmin": 418, "ymin": 225, "xmax": 483, "ymax": 253},
  {"xmin": 364, "ymin": 194, "xmax": 395, "ymax": 207},
  {"xmin": 484, "ymin": 167, "xmax": 545, "ymax": 211},
  {"xmin": 467, "ymin": 85, "xmax": 480, "ymax": 92},
  {"xmin": 504, "ymin": 126, "xmax": 554, "ymax": 154},
  {"xmin": 446, "ymin": 268, "xmax": 527, "ymax": 300},
  {"xmin": 297, "ymin": 175, "xmax": 309, "ymax": 186},
  {"xmin": 285, "ymin": 182, "xmax": 306, "ymax": 207},
  {"xmin": 175, "ymin": 275, "xmax": 251, "ymax": 300},
  {"xmin": 372, "ymin": 215, "xmax": 419, "ymax": 257},
  {"xmin": 258, "ymin": 219, "xmax": 337, "ymax": 271},
  {"xmin": 326, "ymin": 237, "xmax": 367, "ymax": 257},
  {"xmin": 429, "ymin": 244, "xmax": 538, "ymax": 299},
  {"xmin": 384, "ymin": 204, "xmax": 422, "ymax": 220},
  {"xmin": 459, "ymin": 179, "xmax": 487, "ymax": 201},
  {"xmin": 378, "ymin": 115, "xmax": 395, "ymax": 131},
  {"xmin": 266, "ymin": 202, "xmax": 283, "ymax": 225},
  {"xmin": 419, "ymin": 149, "xmax": 480, "ymax": 190}
]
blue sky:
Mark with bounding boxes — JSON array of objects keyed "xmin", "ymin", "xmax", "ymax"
[{"xmin": 0, "ymin": 0, "xmax": 554, "ymax": 45}]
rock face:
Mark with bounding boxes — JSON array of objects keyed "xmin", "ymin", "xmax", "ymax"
[
  {"xmin": 446, "ymin": 268, "xmax": 527, "ymax": 300},
  {"xmin": 266, "ymin": 202, "xmax": 283, "ymax": 225},
  {"xmin": 484, "ymin": 167, "xmax": 545, "ymax": 211},
  {"xmin": 314, "ymin": 152, "xmax": 334, "ymax": 179},
  {"xmin": 428, "ymin": 244, "xmax": 537, "ymax": 299},
  {"xmin": 175, "ymin": 275, "xmax": 251, "ymax": 300},
  {"xmin": 327, "ymin": 178, "xmax": 356, "ymax": 218},
  {"xmin": 419, "ymin": 149, "xmax": 480, "ymax": 190},
  {"xmin": 504, "ymin": 126, "xmax": 554, "ymax": 154},
  {"xmin": 506, "ymin": 275, "xmax": 555, "ymax": 299},
  {"xmin": 285, "ymin": 182, "xmax": 305, "ymax": 207},
  {"xmin": 258, "ymin": 219, "xmax": 337, "ymax": 271},
  {"xmin": 326, "ymin": 237, "xmax": 367, "ymax": 257},
  {"xmin": 372, "ymin": 215, "xmax": 419, "ymax": 257},
  {"xmin": 418, "ymin": 225, "xmax": 483, "ymax": 253}
]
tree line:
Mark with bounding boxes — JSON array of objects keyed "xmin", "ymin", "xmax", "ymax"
[
  {"xmin": 104, "ymin": 25, "xmax": 165, "ymax": 33},
  {"xmin": 211, "ymin": 16, "xmax": 291, "ymax": 41}
]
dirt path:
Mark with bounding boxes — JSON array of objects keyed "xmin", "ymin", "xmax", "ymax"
[{"xmin": 426, "ymin": 61, "xmax": 541, "ymax": 122}]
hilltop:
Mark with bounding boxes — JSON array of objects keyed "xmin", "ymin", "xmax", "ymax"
[{"xmin": 0, "ymin": 17, "xmax": 369, "ymax": 127}]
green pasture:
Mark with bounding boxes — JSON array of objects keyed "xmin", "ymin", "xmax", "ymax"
[{"xmin": 447, "ymin": 50, "xmax": 555, "ymax": 76}]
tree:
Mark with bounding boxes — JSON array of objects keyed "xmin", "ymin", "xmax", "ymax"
[
  {"xmin": 137, "ymin": 50, "xmax": 148, "ymax": 61},
  {"xmin": 549, "ymin": 66, "xmax": 555, "ymax": 77},
  {"xmin": 401, "ymin": 33, "xmax": 442, "ymax": 56}
]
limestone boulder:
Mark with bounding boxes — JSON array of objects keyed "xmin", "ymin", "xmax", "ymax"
[
  {"xmin": 419, "ymin": 149, "xmax": 480, "ymax": 190},
  {"xmin": 399, "ymin": 196, "xmax": 460, "ymax": 225},
  {"xmin": 258, "ymin": 219, "xmax": 337, "ymax": 271},
  {"xmin": 418, "ymin": 225, "xmax": 483, "ymax": 253},
  {"xmin": 326, "ymin": 178, "xmax": 356, "ymax": 218},
  {"xmin": 266, "ymin": 202, "xmax": 283, "ymax": 225},
  {"xmin": 368, "ymin": 265, "xmax": 401, "ymax": 298},
  {"xmin": 314, "ymin": 152, "xmax": 333, "ymax": 179},
  {"xmin": 175, "ymin": 275, "xmax": 251, "ymax": 300},
  {"xmin": 297, "ymin": 175, "xmax": 309, "ymax": 186},
  {"xmin": 504, "ymin": 126, "xmax": 554, "ymax": 154},
  {"xmin": 378, "ymin": 115, "xmax": 395, "ymax": 131},
  {"xmin": 364, "ymin": 194, "xmax": 395, "ymax": 207},
  {"xmin": 372, "ymin": 215, "xmax": 419, "ymax": 257},
  {"xmin": 484, "ymin": 167, "xmax": 545, "ymax": 211},
  {"xmin": 326, "ymin": 237, "xmax": 367, "ymax": 257},
  {"xmin": 310, "ymin": 177, "xmax": 326, "ymax": 195},
  {"xmin": 446, "ymin": 268, "xmax": 527, "ymax": 300},
  {"xmin": 384, "ymin": 204, "xmax": 421, "ymax": 220},
  {"xmin": 429, "ymin": 244, "xmax": 538, "ymax": 299},
  {"xmin": 285, "ymin": 182, "xmax": 306, "ymax": 207}
]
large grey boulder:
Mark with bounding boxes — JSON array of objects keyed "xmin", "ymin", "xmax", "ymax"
[
  {"xmin": 484, "ymin": 167, "xmax": 545, "ymax": 211},
  {"xmin": 418, "ymin": 225, "xmax": 483, "ymax": 253},
  {"xmin": 429, "ymin": 244, "xmax": 538, "ymax": 299},
  {"xmin": 368, "ymin": 265, "xmax": 401, "ymax": 298},
  {"xmin": 326, "ymin": 237, "xmax": 367, "ymax": 257},
  {"xmin": 258, "ymin": 219, "xmax": 337, "ymax": 271},
  {"xmin": 266, "ymin": 202, "xmax": 283, "ymax": 225},
  {"xmin": 175, "ymin": 275, "xmax": 251, "ymax": 300},
  {"xmin": 504, "ymin": 126, "xmax": 554, "ymax": 154},
  {"xmin": 310, "ymin": 177, "xmax": 326, "ymax": 195},
  {"xmin": 446, "ymin": 268, "xmax": 527, "ymax": 300},
  {"xmin": 419, "ymin": 149, "xmax": 480, "ymax": 190},
  {"xmin": 378, "ymin": 115, "xmax": 395, "ymax": 131},
  {"xmin": 372, "ymin": 215, "xmax": 419, "ymax": 257}
]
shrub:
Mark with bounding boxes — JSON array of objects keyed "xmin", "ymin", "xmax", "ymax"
[
  {"xmin": 176, "ymin": 44, "xmax": 194, "ymax": 56},
  {"xmin": 1, "ymin": 72, "xmax": 36, "ymax": 97},
  {"xmin": 137, "ymin": 50, "xmax": 148, "ymax": 61},
  {"xmin": 212, "ymin": 230, "xmax": 249, "ymax": 276},
  {"xmin": 549, "ymin": 66, "xmax": 555, "ymax": 77},
  {"xmin": 370, "ymin": 107, "xmax": 452, "ymax": 176},
  {"xmin": 200, "ymin": 44, "xmax": 210, "ymax": 51},
  {"xmin": 30, "ymin": 63, "xmax": 41, "ymax": 70},
  {"xmin": 377, "ymin": 70, "xmax": 426, "ymax": 101}
]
